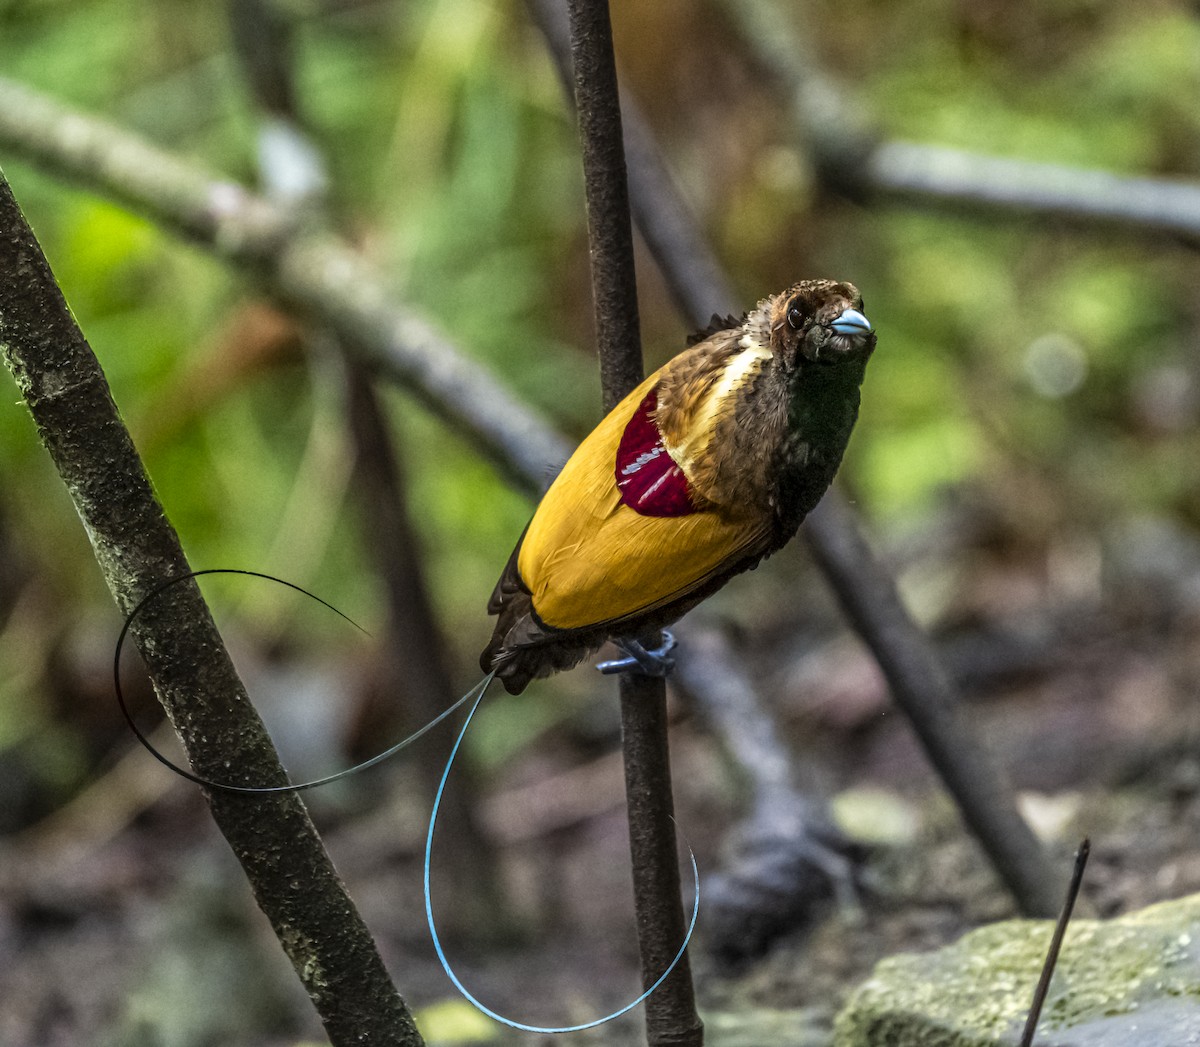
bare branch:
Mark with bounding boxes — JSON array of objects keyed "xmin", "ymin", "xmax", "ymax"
[
  {"xmin": 867, "ymin": 142, "xmax": 1200, "ymax": 241},
  {"xmin": 718, "ymin": 0, "xmax": 1200, "ymax": 241},
  {"xmin": 805, "ymin": 494, "xmax": 1060, "ymax": 916},
  {"xmin": 0, "ymin": 76, "xmax": 570, "ymax": 496},
  {"xmin": 565, "ymin": 0, "xmax": 644, "ymax": 411}
]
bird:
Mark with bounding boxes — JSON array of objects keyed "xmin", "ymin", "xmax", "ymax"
[{"xmin": 481, "ymin": 279, "xmax": 876, "ymax": 695}]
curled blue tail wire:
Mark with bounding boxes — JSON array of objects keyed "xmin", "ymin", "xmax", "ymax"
[{"xmin": 424, "ymin": 672, "xmax": 701, "ymax": 1034}]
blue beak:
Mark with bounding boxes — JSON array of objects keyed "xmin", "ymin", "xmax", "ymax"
[{"xmin": 831, "ymin": 308, "xmax": 872, "ymax": 336}]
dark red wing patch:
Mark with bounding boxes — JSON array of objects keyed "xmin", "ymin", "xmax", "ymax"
[{"xmin": 615, "ymin": 387, "xmax": 695, "ymax": 517}]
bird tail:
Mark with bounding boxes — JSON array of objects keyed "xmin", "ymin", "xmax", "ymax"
[
  {"xmin": 480, "ymin": 600, "xmax": 597, "ymax": 694},
  {"xmin": 482, "ymin": 543, "xmax": 600, "ymax": 693}
]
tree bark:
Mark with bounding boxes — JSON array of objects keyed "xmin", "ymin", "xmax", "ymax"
[{"xmin": 0, "ymin": 172, "xmax": 423, "ymax": 1046}]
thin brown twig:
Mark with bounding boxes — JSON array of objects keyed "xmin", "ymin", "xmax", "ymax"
[{"xmin": 564, "ymin": 1, "xmax": 704, "ymax": 1043}]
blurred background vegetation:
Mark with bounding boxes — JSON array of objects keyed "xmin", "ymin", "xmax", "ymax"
[{"xmin": 3, "ymin": 0, "xmax": 1200, "ymax": 1043}]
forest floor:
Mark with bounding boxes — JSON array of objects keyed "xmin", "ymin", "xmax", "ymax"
[{"xmin": 3, "ymin": 520, "xmax": 1200, "ymax": 1047}]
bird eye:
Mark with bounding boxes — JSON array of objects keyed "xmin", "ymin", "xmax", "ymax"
[{"xmin": 786, "ymin": 304, "xmax": 804, "ymax": 329}]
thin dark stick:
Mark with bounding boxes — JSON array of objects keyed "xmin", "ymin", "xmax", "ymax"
[
  {"xmin": 805, "ymin": 497, "xmax": 1059, "ymax": 916},
  {"xmin": 564, "ymin": 1, "xmax": 704, "ymax": 1043},
  {"xmin": 529, "ymin": 0, "xmax": 1058, "ymax": 919},
  {"xmin": 1019, "ymin": 839, "xmax": 1091, "ymax": 1047},
  {"xmin": 0, "ymin": 174, "xmax": 423, "ymax": 1046},
  {"xmin": 618, "ymin": 679, "xmax": 704, "ymax": 1044}
]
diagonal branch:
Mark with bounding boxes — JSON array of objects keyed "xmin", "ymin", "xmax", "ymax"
[
  {"xmin": 0, "ymin": 76, "xmax": 569, "ymax": 496},
  {"xmin": 719, "ymin": 0, "xmax": 1200, "ymax": 242},
  {"xmin": 804, "ymin": 494, "xmax": 1059, "ymax": 915},
  {"xmin": 0, "ymin": 174, "xmax": 423, "ymax": 1046},
  {"xmin": 527, "ymin": 0, "xmax": 1059, "ymax": 917},
  {"xmin": 525, "ymin": 0, "xmax": 738, "ymax": 327}
]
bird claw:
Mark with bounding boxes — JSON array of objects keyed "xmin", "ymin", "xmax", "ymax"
[{"xmin": 597, "ymin": 630, "xmax": 677, "ymax": 678}]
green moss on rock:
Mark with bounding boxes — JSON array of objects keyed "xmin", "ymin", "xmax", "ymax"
[{"xmin": 834, "ymin": 893, "xmax": 1200, "ymax": 1046}]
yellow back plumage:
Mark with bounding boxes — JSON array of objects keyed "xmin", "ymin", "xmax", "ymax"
[{"xmin": 518, "ymin": 364, "xmax": 768, "ymax": 631}]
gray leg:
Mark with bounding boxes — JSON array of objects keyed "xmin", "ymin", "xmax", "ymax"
[{"xmin": 596, "ymin": 630, "xmax": 677, "ymax": 677}]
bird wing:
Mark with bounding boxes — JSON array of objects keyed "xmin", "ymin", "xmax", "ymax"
[{"xmin": 517, "ymin": 366, "xmax": 771, "ymax": 633}]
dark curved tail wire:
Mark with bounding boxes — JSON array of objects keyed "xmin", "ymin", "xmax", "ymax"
[{"xmin": 113, "ymin": 568, "xmax": 486, "ymax": 794}]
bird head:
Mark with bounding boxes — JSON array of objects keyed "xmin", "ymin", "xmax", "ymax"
[{"xmin": 767, "ymin": 280, "xmax": 875, "ymax": 369}]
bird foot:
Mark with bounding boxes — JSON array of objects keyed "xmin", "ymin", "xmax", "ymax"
[{"xmin": 597, "ymin": 630, "xmax": 677, "ymax": 678}]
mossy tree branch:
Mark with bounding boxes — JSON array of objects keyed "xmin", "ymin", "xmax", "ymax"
[{"xmin": 0, "ymin": 172, "xmax": 423, "ymax": 1047}]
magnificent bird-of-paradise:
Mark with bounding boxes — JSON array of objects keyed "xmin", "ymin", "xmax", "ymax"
[
  {"xmin": 116, "ymin": 280, "xmax": 875, "ymax": 774},
  {"xmin": 482, "ymin": 278, "xmax": 875, "ymax": 694},
  {"xmin": 112, "ymin": 277, "xmax": 875, "ymax": 1033}
]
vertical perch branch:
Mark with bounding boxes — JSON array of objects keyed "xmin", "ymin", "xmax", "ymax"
[
  {"xmin": 563, "ymin": 2, "xmax": 704, "ymax": 1044},
  {"xmin": 529, "ymin": 0, "xmax": 1057, "ymax": 920},
  {"xmin": 0, "ymin": 175, "xmax": 423, "ymax": 1046},
  {"xmin": 565, "ymin": 0, "xmax": 644, "ymax": 416}
]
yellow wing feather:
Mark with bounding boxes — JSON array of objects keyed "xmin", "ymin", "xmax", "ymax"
[{"xmin": 518, "ymin": 367, "xmax": 769, "ymax": 631}]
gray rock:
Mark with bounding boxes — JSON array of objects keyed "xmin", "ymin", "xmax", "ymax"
[{"xmin": 834, "ymin": 893, "xmax": 1200, "ymax": 1046}]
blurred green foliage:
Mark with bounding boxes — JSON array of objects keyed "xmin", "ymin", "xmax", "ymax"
[{"xmin": 1, "ymin": 0, "xmax": 1199, "ymax": 798}]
